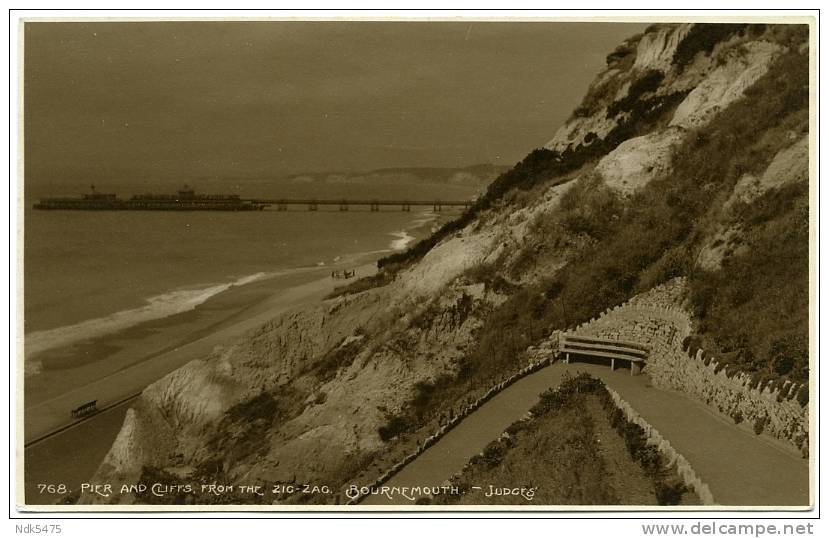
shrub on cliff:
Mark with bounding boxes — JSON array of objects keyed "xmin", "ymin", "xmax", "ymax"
[
  {"xmin": 636, "ymin": 245, "xmax": 694, "ymax": 293},
  {"xmin": 462, "ymin": 262, "xmax": 498, "ymax": 286},
  {"xmin": 606, "ymin": 41, "xmax": 636, "ymax": 66},
  {"xmin": 481, "ymin": 441, "xmax": 507, "ymax": 468},
  {"xmin": 411, "ymin": 376, "xmax": 452, "ymax": 416},
  {"xmin": 672, "ymin": 23, "xmax": 754, "ymax": 71},
  {"xmin": 753, "ymin": 416, "xmax": 769, "ymax": 436},
  {"xmin": 378, "ymin": 414, "xmax": 411, "ymax": 442},
  {"xmin": 655, "ymin": 481, "xmax": 688, "ymax": 506},
  {"xmin": 559, "ymin": 173, "xmax": 623, "ymax": 240},
  {"xmin": 605, "ymin": 404, "xmax": 626, "ymax": 431},
  {"xmin": 314, "ymin": 336, "xmax": 364, "ymax": 383},
  {"xmin": 622, "ymin": 421, "xmax": 648, "ymax": 457},
  {"xmin": 769, "ymin": 335, "xmax": 803, "ymax": 377},
  {"xmin": 207, "ymin": 385, "xmax": 308, "ymax": 467},
  {"xmin": 326, "ymin": 271, "xmax": 395, "ymax": 299},
  {"xmin": 606, "ymin": 69, "xmax": 665, "ymax": 118},
  {"xmin": 227, "ymin": 391, "xmax": 280, "ymax": 422},
  {"xmin": 463, "ymin": 262, "xmax": 518, "ymax": 294}
]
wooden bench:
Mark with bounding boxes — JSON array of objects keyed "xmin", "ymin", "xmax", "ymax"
[{"xmin": 559, "ymin": 334, "xmax": 650, "ymax": 375}]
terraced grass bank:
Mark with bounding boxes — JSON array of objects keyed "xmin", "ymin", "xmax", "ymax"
[{"xmin": 427, "ymin": 374, "xmax": 698, "ymax": 506}]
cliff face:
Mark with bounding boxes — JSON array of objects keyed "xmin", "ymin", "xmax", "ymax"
[
  {"xmin": 547, "ymin": 24, "xmax": 785, "ymax": 190},
  {"xmin": 86, "ymin": 23, "xmax": 810, "ymax": 504},
  {"xmin": 90, "ymin": 274, "xmax": 501, "ymax": 503}
]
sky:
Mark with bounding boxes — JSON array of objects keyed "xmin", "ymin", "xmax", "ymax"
[{"xmin": 24, "ymin": 21, "xmax": 647, "ymax": 191}]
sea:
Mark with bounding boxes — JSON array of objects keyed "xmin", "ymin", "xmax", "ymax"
[{"xmin": 23, "ymin": 179, "xmax": 474, "ymax": 371}]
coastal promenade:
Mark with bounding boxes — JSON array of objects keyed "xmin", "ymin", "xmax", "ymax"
[{"xmin": 363, "ymin": 362, "xmax": 809, "ymax": 507}]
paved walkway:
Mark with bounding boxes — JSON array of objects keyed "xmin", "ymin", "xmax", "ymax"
[
  {"xmin": 363, "ymin": 366, "xmax": 569, "ymax": 505},
  {"xmin": 579, "ymin": 364, "xmax": 810, "ymax": 507},
  {"xmin": 363, "ymin": 362, "xmax": 810, "ymax": 507}
]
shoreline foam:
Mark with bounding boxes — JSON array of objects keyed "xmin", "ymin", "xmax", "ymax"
[
  {"xmin": 388, "ymin": 230, "xmax": 415, "ymax": 251},
  {"xmin": 24, "ymin": 271, "xmax": 276, "ymax": 364}
]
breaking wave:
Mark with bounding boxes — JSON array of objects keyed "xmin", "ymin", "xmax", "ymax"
[
  {"xmin": 24, "ymin": 272, "xmax": 271, "ymax": 363},
  {"xmin": 389, "ymin": 230, "xmax": 415, "ymax": 250}
]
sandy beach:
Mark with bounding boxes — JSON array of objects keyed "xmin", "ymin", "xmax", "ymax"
[{"xmin": 25, "ymin": 261, "xmax": 376, "ymax": 441}]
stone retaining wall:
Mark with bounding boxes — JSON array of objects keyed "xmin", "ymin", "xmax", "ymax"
[
  {"xmin": 650, "ymin": 344, "xmax": 809, "ymax": 455},
  {"xmin": 607, "ymin": 387, "xmax": 716, "ymax": 505},
  {"xmin": 553, "ymin": 277, "xmax": 808, "ymax": 455}
]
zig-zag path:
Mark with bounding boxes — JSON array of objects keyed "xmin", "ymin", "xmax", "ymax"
[{"xmin": 362, "ymin": 362, "xmax": 809, "ymax": 507}]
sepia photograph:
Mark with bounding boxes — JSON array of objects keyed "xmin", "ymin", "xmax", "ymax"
[{"xmin": 13, "ymin": 11, "xmax": 816, "ymax": 514}]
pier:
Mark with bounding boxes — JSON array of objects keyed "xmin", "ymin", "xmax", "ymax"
[
  {"xmin": 34, "ymin": 186, "xmax": 475, "ymax": 212},
  {"xmin": 247, "ymin": 199, "xmax": 472, "ymax": 212}
]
